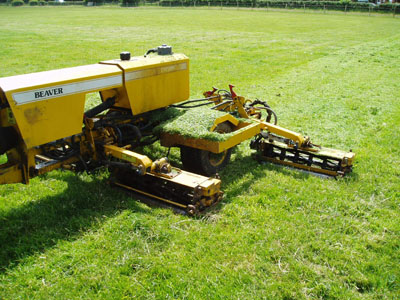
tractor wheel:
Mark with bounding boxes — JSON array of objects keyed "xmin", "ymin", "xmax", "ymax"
[{"xmin": 180, "ymin": 122, "xmax": 233, "ymax": 176}]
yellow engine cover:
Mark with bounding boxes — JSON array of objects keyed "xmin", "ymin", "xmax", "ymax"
[
  {"xmin": 0, "ymin": 64, "xmax": 123, "ymax": 148},
  {"xmin": 0, "ymin": 52, "xmax": 189, "ymax": 149},
  {"xmin": 100, "ymin": 53, "xmax": 190, "ymax": 115}
]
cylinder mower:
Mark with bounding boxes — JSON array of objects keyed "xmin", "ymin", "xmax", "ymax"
[{"xmin": 0, "ymin": 45, "xmax": 354, "ymax": 215}]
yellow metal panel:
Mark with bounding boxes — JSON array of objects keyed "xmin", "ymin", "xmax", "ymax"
[
  {"xmin": 260, "ymin": 122, "xmax": 305, "ymax": 146},
  {"xmin": 103, "ymin": 144, "xmax": 153, "ymax": 169},
  {"xmin": 0, "ymin": 64, "xmax": 123, "ymax": 148},
  {"xmin": 160, "ymin": 122, "xmax": 260, "ymax": 153},
  {"xmin": 0, "ymin": 163, "xmax": 24, "ymax": 184},
  {"xmin": 209, "ymin": 114, "xmax": 240, "ymax": 132},
  {"xmin": 8, "ymin": 93, "xmax": 86, "ymax": 148},
  {"xmin": 217, "ymin": 123, "xmax": 260, "ymax": 151},
  {"xmin": 0, "ymin": 64, "xmax": 122, "ymax": 93},
  {"xmin": 100, "ymin": 54, "xmax": 190, "ymax": 115},
  {"xmin": 125, "ymin": 66, "xmax": 189, "ymax": 115}
]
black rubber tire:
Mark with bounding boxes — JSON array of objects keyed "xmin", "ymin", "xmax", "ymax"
[{"xmin": 180, "ymin": 122, "xmax": 233, "ymax": 176}]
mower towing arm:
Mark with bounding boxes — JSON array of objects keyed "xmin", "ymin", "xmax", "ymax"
[{"xmin": 202, "ymin": 85, "xmax": 355, "ymax": 177}]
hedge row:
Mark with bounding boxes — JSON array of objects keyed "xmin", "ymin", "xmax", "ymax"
[
  {"xmin": 10, "ymin": 0, "xmax": 85, "ymax": 4},
  {"xmin": 9, "ymin": 0, "xmax": 137, "ymax": 5},
  {"xmin": 5, "ymin": 0, "xmax": 399, "ymax": 13},
  {"xmin": 159, "ymin": 0, "xmax": 399, "ymax": 12},
  {"xmin": 11, "ymin": 0, "xmax": 24, "ymax": 5},
  {"xmin": 47, "ymin": 1, "xmax": 84, "ymax": 4},
  {"xmin": 83, "ymin": 0, "xmax": 138, "ymax": 4}
]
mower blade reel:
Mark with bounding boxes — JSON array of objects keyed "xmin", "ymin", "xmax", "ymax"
[
  {"xmin": 251, "ymin": 139, "xmax": 354, "ymax": 177},
  {"xmin": 110, "ymin": 167, "xmax": 223, "ymax": 215}
]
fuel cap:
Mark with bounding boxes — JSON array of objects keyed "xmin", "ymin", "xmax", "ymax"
[{"xmin": 120, "ymin": 52, "xmax": 131, "ymax": 61}]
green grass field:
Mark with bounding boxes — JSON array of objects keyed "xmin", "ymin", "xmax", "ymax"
[{"xmin": 0, "ymin": 6, "xmax": 399, "ymax": 299}]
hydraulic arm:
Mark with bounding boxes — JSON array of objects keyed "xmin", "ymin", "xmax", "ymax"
[{"xmin": 201, "ymin": 85, "xmax": 355, "ymax": 176}]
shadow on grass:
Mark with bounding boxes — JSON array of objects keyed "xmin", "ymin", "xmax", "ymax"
[
  {"xmin": 0, "ymin": 146, "xmax": 358, "ymax": 272},
  {"xmin": 0, "ymin": 171, "xmax": 149, "ymax": 273},
  {"xmin": 219, "ymin": 146, "xmax": 358, "ymax": 201}
]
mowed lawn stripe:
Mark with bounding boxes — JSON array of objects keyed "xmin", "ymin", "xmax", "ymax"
[{"xmin": 0, "ymin": 7, "xmax": 399, "ymax": 299}]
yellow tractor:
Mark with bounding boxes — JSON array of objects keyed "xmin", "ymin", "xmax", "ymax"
[{"xmin": 0, "ymin": 45, "xmax": 354, "ymax": 215}]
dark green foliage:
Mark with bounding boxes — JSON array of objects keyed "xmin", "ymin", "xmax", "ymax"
[
  {"xmin": 11, "ymin": 0, "xmax": 24, "ymax": 5},
  {"xmin": 83, "ymin": 0, "xmax": 106, "ymax": 5},
  {"xmin": 46, "ymin": 1, "xmax": 85, "ymax": 5},
  {"xmin": 120, "ymin": 0, "xmax": 139, "ymax": 6},
  {"xmin": 159, "ymin": 0, "xmax": 399, "ymax": 14},
  {"xmin": 29, "ymin": 0, "xmax": 38, "ymax": 5},
  {"xmin": 379, "ymin": 2, "xmax": 400, "ymax": 12}
]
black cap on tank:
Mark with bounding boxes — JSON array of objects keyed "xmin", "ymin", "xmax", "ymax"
[{"xmin": 120, "ymin": 52, "xmax": 131, "ymax": 61}]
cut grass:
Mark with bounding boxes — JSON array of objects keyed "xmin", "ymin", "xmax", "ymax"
[
  {"xmin": 152, "ymin": 106, "xmax": 246, "ymax": 141},
  {"xmin": 0, "ymin": 6, "xmax": 399, "ymax": 300}
]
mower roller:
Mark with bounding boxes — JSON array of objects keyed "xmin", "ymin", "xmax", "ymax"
[{"xmin": 0, "ymin": 45, "xmax": 354, "ymax": 215}]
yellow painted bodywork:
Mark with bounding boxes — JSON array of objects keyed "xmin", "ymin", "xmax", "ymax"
[
  {"xmin": 104, "ymin": 144, "xmax": 153, "ymax": 174},
  {"xmin": 0, "ymin": 163, "xmax": 24, "ymax": 184},
  {"xmin": 0, "ymin": 54, "xmax": 189, "ymax": 150},
  {"xmin": 161, "ymin": 122, "xmax": 260, "ymax": 153},
  {"xmin": 209, "ymin": 114, "xmax": 240, "ymax": 132},
  {"xmin": 100, "ymin": 53, "xmax": 189, "ymax": 115},
  {"xmin": 0, "ymin": 53, "xmax": 190, "ymax": 186},
  {"xmin": 259, "ymin": 122, "xmax": 306, "ymax": 146},
  {"xmin": 0, "ymin": 64, "xmax": 123, "ymax": 148}
]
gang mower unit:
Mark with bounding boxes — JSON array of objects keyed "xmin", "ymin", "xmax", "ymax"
[{"xmin": 0, "ymin": 45, "xmax": 355, "ymax": 215}]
